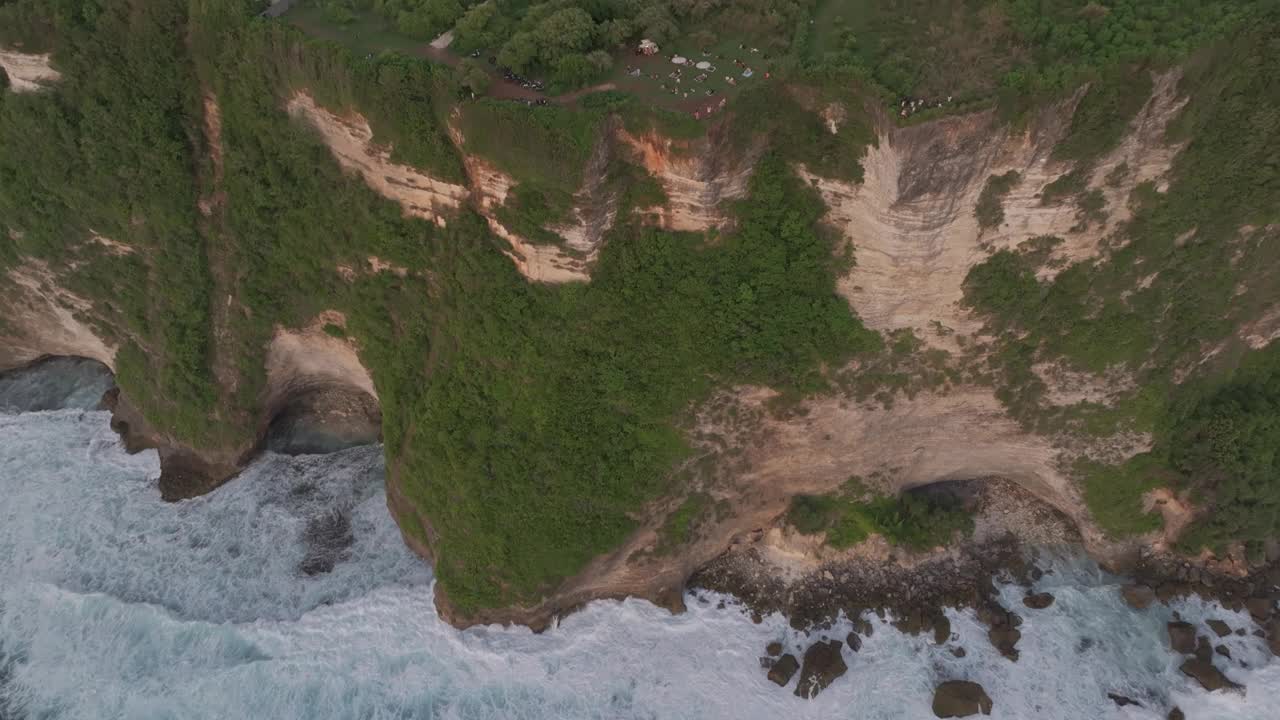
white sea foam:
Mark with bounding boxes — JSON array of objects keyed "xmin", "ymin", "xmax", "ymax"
[{"xmin": 0, "ymin": 407, "xmax": 1276, "ymax": 719}]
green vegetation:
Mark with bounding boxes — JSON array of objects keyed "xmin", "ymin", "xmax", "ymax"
[
  {"xmin": 656, "ymin": 492, "xmax": 712, "ymax": 552},
  {"xmin": 975, "ymin": 171, "xmax": 1020, "ymax": 230},
  {"xmin": 4, "ymin": 0, "xmax": 1280, "ymax": 612},
  {"xmin": 786, "ymin": 488, "xmax": 973, "ymax": 550},
  {"xmin": 1078, "ymin": 455, "xmax": 1167, "ymax": 537}
]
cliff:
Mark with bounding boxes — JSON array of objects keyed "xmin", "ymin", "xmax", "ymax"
[{"xmin": 2, "ymin": 1, "xmax": 1278, "ymax": 632}]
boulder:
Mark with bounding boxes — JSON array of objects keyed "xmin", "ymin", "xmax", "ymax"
[
  {"xmin": 1179, "ymin": 658, "xmax": 1243, "ymax": 692},
  {"xmin": 1107, "ymin": 693, "xmax": 1142, "ymax": 707},
  {"xmin": 932, "ymin": 680, "xmax": 993, "ymax": 717},
  {"xmin": 767, "ymin": 653, "xmax": 798, "ymax": 686},
  {"xmin": 766, "ymin": 641, "xmax": 783, "ymax": 657},
  {"xmin": 1167, "ymin": 622, "xmax": 1197, "ymax": 654},
  {"xmin": 1122, "ymin": 584, "xmax": 1156, "ymax": 609},
  {"xmin": 934, "ymin": 614, "xmax": 952, "ymax": 645},
  {"xmin": 846, "ymin": 632, "xmax": 862, "ymax": 652},
  {"xmin": 951, "ymin": 646, "xmax": 967, "ymax": 658},
  {"xmin": 1266, "ymin": 618, "xmax": 1280, "ymax": 656},
  {"xmin": 1216, "ymin": 644, "xmax": 1231, "ymax": 659},
  {"xmin": 794, "ymin": 640, "xmax": 847, "ymax": 699},
  {"xmin": 1194, "ymin": 636, "xmax": 1213, "ymax": 662},
  {"xmin": 988, "ymin": 627, "xmax": 1021, "ymax": 661},
  {"xmin": 1168, "ymin": 707, "xmax": 1185, "ymax": 720},
  {"xmin": 853, "ymin": 617, "xmax": 874, "ymax": 637},
  {"xmin": 1023, "ymin": 592, "xmax": 1055, "ymax": 610},
  {"xmin": 1246, "ymin": 597, "xmax": 1275, "ymax": 622},
  {"xmin": 1207, "ymin": 619, "xmax": 1232, "ymax": 637},
  {"xmin": 894, "ymin": 609, "xmax": 927, "ymax": 636}
]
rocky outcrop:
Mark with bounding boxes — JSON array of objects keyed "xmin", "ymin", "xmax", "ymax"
[
  {"xmin": 0, "ymin": 260, "xmax": 117, "ymax": 373},
  {"xmin": 766, "ymin": 653, "xmax": 798, "ymax": 686},
  {"xmin": 0, "ymin": 48, "xmax": 61, "ymax": 93},
  {"xmin": 1122, "ymin": 584, "xmax": 1156, "ymax": 609},
  {"xmin": 287, "ymin": 92, "xmax": 469, "ymax": 226},
  {"xmin": 1179, "ymin": 658, "xmax": 1242, "ymax": 692},
  {"xmin": 932, "ymin": 681, "xmax": 993, "ymax": 717},
  {"xmin": 1167, "ymin": 621, "xmax": 1197, "ymax": 654},
  {"xmin": 619, "ymin": 123, "xmax": 761, "ymax": 233},
  {"xmin": 804, "ymin": 71, "xmax": 1186, "ymax": 354},
  {"xmin": 793, "ymin": 640, "xmax": 847, "ymax": 699}
]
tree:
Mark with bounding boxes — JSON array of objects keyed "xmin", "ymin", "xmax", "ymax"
[
  {"xmin": 455, "ymin": 58, "xmax": 490, "ymax": 96},
  {"xmin": 497, "ymin": 30, "xmax": 538, "ymax": 73},
  {"xmin": 533, "ymin": 8, "xmax": 598, "ymax": 66}
]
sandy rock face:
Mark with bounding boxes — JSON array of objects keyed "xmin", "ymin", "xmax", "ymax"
[
  {"xmin": 287, "ymin": 93, "xmax": 469, "ymax": 226},
  {"xmin": 0, "ymin": 49, "xmax": 61, "ymax": 93},
  {"xmin": 0, "ymin": 260, "xmax": 116, "ymax": 372},
  {"xmin": 806, "ymin": 71, "xmax": 1187, "ymax": 353},
  {"xmin": 619, "ymin": 126, "xmax": 760, "ymax": 233}
]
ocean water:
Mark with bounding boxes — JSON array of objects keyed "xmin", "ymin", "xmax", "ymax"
[{"xmin": 0, "ymin": 372, "xmax": 1276, "ymax": 719}]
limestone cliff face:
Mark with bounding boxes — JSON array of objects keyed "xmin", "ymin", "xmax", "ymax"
[
  {"xmin": 0, "ymin": 73, "xmax": 1204, "ymax": 628},
  {"xmin": 426, "ymin": 74, "xmax": 1198, "ymax": 630},
  {"xmin": 618, "ymin": 124, "xmax": 761, "ymax": 233},
  {"xmin": 0, "ymin": 48, "xmax": 61, "ymax": 93}
]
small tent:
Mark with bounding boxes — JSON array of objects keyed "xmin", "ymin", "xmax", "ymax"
[
  {"xmin": 695, "ymin": 61, "xmax": 712, "ymax": 70},
  {"xmin": 672, "ymin": 56, "xmax": 688, "ymax": 65}
]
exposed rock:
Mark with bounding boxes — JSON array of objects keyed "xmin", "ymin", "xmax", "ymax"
[
  {"xmin": 1246, "ymin": 597, "xmax": 1275, "ymax": 621},
  {"xmin": 1207, "ymin": 619, "xmax": 1232, "ymax": 637},
  {"xmin": 766, "ymin": 641, "xmax": 783, "ymax": 657},
  {"xmin": 1167, "ymin": 622, "xmax": 1197, "ymax": 654},
  {"xmin": 951, "ymin": 646, "xmax": 967, "ymax": 658},
  {"xmin": 1216, "ymin": 644, "xmax": 1231, "ymax": 659},
  {"xmin": 1168, "ymin": 708, "xmax": 1185, "ymax": 720},
  {"xmin": 988, "ymin": 627, "xmax": 1021, "ymax": 661},
  {"xmin": 1107, "ymin": 693, "xmax": 1142, "ymax": 708},
  {"xmin": 794, "ymin": 640, "xmax": 847, "ymax": 699},
  {"xmin": 1179, "ymin": 658, "xmax": 1242, "ymax": 692},
  {"xmin": 894, "ymin": 609, "xmax": 928, "ymax": 636},
  {"xmin": 845, "ymin": 632, "xmax": 862, "ymax": 652},
  {"xmin": 853, "ymin": 617, "xmax": 874, "ymax": 636},
  {"xmin": 932, "ymin": 680, "xmax": 993, "ymax": 717},
  {"xmin": 1122, "ymin": 584, "xmax": 1156, "ymax": 609},
  {"xmin": 1023, "ymin": 592, "xmax": 1055, "ymax": 610},
  {"xmin": 934, "ymin": 614, "xmax": 952, "ymax": 644},
  {"xmin": 767, "ymin": 653, "xmax": 798, "ymax": 686},
  {"xmin": 1194, "ymin": 636, "xmax": 1213, "ymax": 663}
]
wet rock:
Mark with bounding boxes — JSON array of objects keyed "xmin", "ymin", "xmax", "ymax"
[
  {"xmin": 1194, "ymin": 636, "xmax": 1213, "ymax": 662},
  {"xmin": 1179, "ymin": 658, "xmax": 1243, "ymax": 692},
  {"xmin": 894, "ymin": 609, "xmax": 927, "ymax": 636},
  {"xmin": 951, "ymin": 646, "xmax": 967, "ymax": 658},
  {"xmin": 934, "ymin": 614, "xmax": 951, "ymax": 645},
  {"xmin": 1107, "ymin": 693, "xmax": 1142, "ymax": 708},
  {"xmin": 1207, "ymin": 619, "xmax": 1232, "ymax": 637},
  {"xmin": 1216, "ymin": 644, "xmax": 1231, "ymax": 659},
  {"xmin": 1023, "ymin": 592, "xmax": 1055, "ymax": 610},
  {"xmin": 1167, "ymin": 622, "xmax": 1197, "ymax": 654},
  {"xmin": 1265, "ymin": 618, "xmax": 1280, "ymax": 656},
  {"xmin": 932, "ymin": 680, "xmax": 993, "ymax": 717},
  {"xmin": 767, "ymin": 653, "xmax": 798, "ymax": 686},
  {"xmin": 845, "ymin": 632, "xmax": 862, "ymax": 652},
  {"xmin": 1246, "ymin": 597, "xmax": 1275, "ymax": 621},
  {"xmin": 1122, "ymin": 584, "xmax": 1156, "ymax": 609},
  {"xmin": 794, "ymin": 640, "xmax": 847, "ymax": 699},
  {"xmin": 766, "ymin": 641, "xmax": 783, "ymax": 657},
  {"xmin": 853, "ymin": 617, "xmax": 874, "ymax": 636},
  {"xmin": 1168, "ymin": 708, "xmax": 1185, "ymax": 720},
  {"xmin": 988, "ymin": 626, "xmax": 1021, "ymax": 661}
]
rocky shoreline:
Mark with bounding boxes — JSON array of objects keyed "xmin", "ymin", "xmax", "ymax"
[{"xmin": 689, "ymin": 478, "xmax": 1280, "ymax": 714}]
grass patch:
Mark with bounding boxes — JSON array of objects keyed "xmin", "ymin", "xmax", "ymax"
[
  {"xmin": 786, "ymin": 488, "xmax": 973, "ymax": 551},
  {"xmin": 1079, "ymin": 454, "xmax": 1167, "ymax": 537},
  {"xmin": 975, "ymin": 170, "xmax": 1021, "ymax": 230},
  {"xmin": 656, "ymin": 492, "xmax": 712, "ymax": 552}
]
